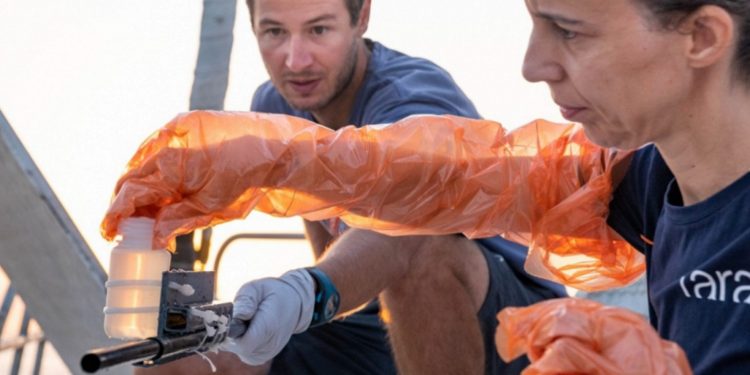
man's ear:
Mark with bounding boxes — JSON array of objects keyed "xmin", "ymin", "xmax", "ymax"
[
  {"xmin": 357, "ymin": 0, "xmax": 372, "ymax": 35},
  {"xmin": 682, "ymin": 5, "xmax": 735, "ymax": 69},
  {"xmin": 247, "ymin": 0, "xmax": 257, "ymax": 35}
]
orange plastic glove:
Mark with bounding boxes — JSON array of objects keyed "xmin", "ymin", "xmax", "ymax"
[
  {"xmin": 496, "ymin": 298, "xmax": 692, "ymax": 375},
  {"xmin": 101, "ymin": 110, "xmax": 643, "ymax": 291}
]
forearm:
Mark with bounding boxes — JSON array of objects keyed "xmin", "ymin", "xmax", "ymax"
[
  {"xmin": 103, "ymin": 111, "xmax": 641, "ymax": 291},
  {"xmin": 103, "ymin": 111, "xmax": 517, "ymax": 244},
  {"xmin": 315, "ymin": 229, "xmax": 419, "ymax": 314}
]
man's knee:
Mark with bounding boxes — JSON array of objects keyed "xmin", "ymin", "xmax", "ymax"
[{"xmin": 383, "ymin": 235, "xmax": 489, "ymax": 311}]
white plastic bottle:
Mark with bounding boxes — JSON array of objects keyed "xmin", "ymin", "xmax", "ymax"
[{"xmin": 103, "ymin": 217, "xmax": 171, "ymax": 339}]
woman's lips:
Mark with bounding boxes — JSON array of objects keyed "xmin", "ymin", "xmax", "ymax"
[{"xmin": 559, "ymin": 106, "xmax": 585, "ymax": 121}]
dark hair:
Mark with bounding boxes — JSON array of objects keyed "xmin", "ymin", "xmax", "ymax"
[
  {"xmin": 246, "ymin": 0, "xmax": 365, "ymax": 26},
  {"xmin": 635, "ymin": 0, "xmax": 750, "ymax": 84}
]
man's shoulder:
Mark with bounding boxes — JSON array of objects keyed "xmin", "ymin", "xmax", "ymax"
[
  {"xmin": 356, "ymin": 41, "xmax": 479, "ymax": 122},
  {"xmin": 368, "ymin": 42, "xmax": 456, "ymax": 92}
]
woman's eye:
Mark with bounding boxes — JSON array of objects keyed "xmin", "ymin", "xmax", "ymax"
[{"xmin": 556, "ymin": 25, "xmax": 578, "ymax": 40}]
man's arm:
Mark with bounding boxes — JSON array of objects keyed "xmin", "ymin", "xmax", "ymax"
[
  {"xmin": 315, "ymin": 229, "xmax": 488, "ymax": 315},
  {"xmin": 226, "ymin": 227, "xmax": 490, "ymax": 372},
  {"xmin": 303, "ymin": 219, "xmax": 333, "ymax": 260}
]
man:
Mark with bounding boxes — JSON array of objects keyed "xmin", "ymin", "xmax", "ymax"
[
  {"xmin": 234, "ymin": 1, "xmax": 566, "ymax": 374},
  {"xmin": 141, "ymin": 0, "xmax": 563, "ymax": 373}
]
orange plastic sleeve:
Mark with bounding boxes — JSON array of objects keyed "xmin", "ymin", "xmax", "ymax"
[
  {"xmin": 496, "ymin": 298, "xmax": 692, "ymax": 374},
  {"xmin": 101, "ymin": 110, "xmax": 644, "ymax": 291}
]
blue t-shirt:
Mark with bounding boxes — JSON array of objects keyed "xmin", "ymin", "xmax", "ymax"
[
  {"xmin": 252, "ymin": 40, "xmax": 564, "ymax": 297},
  {"xmin": 252, "ymin": 40, "xmax": 478, "ymax": 124},
  {"xmin": 608, "ymin": 145, "xmax": 750, "ymax": 374}
]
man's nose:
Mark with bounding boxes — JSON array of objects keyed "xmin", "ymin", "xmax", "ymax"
[
  {"xmin": 522, "ymin": 31, "xmax": 564, "ymax": 84},
  {"xmin": 285, "ymin": 35, "xmax": 314, "ymax": 72}
]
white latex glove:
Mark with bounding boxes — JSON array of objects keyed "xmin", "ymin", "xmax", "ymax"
[{"xmin": 222, "ymin": 269, "xmax": 315, "ymax": 365}]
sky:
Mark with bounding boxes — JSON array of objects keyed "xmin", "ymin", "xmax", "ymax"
[{"xmin": 0, "ymin": 0, "xmax": 564, "ymax": 298}]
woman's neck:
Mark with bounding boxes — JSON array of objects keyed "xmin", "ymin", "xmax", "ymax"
[{"xmin": 657, "ymin": 82, "xmax": 750, "ymax": 205}]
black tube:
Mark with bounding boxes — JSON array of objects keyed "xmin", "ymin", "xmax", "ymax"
[
  {"xmin": 81, "ymin": 339, "xmax": 161, "ymax": 373},
  {"xmin": 80, "ymin": 331, "xmax": 209, "ymax": 373},
  {"xmin": 159, "ymin": 332, "xmax": 206, "ymax": 355}
]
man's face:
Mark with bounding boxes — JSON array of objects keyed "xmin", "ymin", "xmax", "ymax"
[
  {"xmin": 522, "ymin": 0, "xmax": 690, "ymax": 149},
  {"xmin": 252, "ymin": 0, "xmax": 363, "ymax": 112}
]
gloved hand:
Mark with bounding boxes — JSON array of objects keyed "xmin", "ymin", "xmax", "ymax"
[
  {"xmin": 222, "ymin": 269, "xmax": 315, "ymax": 365},
  {"xmin": 496, "ymin": 298, "xmax": 692, "ymax": 375}
]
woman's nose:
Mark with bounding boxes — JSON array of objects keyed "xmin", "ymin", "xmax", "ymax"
[{"xmin": 522, "ymin": 30, "xmax": 564, "ymax": 84}]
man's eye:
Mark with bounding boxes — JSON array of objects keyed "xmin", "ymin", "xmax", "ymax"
[
  {"xmin": 264, "ymin": 28, "xmax": 284, "ymax": 37},
  {"xmin": 311, "ymin": 26, "xmax": 328, "ymax": 35}
]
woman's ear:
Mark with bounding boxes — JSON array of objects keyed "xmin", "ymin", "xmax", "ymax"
[{"xmin": 682, "ymin": 5, "xmax": 735, "ymax": 69}]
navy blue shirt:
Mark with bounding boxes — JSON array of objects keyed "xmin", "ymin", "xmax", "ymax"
[
  {"xmin": 252, "ymin": 40, "xmax": 478, "ymax": 124},
  {"xmin": 608, "ymin": 145, "xmax": 750, "ymax": 374},
  {"xmin": 252, "ymin": 40, "xmax": 564, "ymax": 297}
]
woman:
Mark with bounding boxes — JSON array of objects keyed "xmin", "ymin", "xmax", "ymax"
[{"xmin": 522, "ymin": 0, "xmax": 750, "ymax": 373}]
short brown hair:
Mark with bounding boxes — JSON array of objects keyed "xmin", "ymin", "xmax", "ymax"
[{"xmin": 246, "ymin": 0, "xmax": 365, "ymax": 26}]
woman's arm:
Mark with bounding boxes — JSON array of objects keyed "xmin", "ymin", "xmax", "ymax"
[{"xmin": 101, "ymin": 110, "xmax": 642, "ymax": 291}]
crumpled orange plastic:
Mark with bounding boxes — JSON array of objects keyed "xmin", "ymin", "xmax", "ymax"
[
  {"xmin": 101, "ymin": 110, "xmax": 644, "ymax": 291},
  {"xmin": 496, "ymin": 298, "xmax": 692, "ymax": 375}
]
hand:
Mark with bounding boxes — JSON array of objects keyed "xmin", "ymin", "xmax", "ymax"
[
  {"xmin": 496, "ymin": 298, "xmax": 691, "ymax": 374},
  {"xmin": 100, "ymin": 110, "xmax": 316, "ymax": 249},
  {"xmin": 222, "ymin": 269, "xmax": 315, "ymax": 365}
]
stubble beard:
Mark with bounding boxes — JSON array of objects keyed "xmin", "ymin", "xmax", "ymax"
[{"xmin": 291, "ymin": 38, "xmax": 360, "ymax": 113}]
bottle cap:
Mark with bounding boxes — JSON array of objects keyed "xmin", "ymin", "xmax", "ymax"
[{"xmin": 118, "ymin": 217, "xmax": 155, "ymax": 249}]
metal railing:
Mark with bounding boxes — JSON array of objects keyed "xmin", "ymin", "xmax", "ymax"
[
  {"xmin": 213, "ymin": 232, "xmax": 307, "ymax": 275},
  {"xmin": 0, "ymin": 231, "xmax": 308, "ymax": 375},
  {"xmin": 1, "ymin": 282, "xmax": 50, "ymax": 375},
  {"xmin": 212, "ymin": 232, "xmax": 308, "ymax": 294}
]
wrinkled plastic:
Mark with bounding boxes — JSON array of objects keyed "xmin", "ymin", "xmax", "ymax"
[
  {"xmin": 496, "ymin": 298, "xmax": 692, "ymax": 375},
  {"xmin": 101, "ymin": 110, "xmax": 644, "ymax": 291}
]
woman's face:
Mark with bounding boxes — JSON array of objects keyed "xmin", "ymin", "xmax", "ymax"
[{"xmin": 523, "ymin": 0, "xmax": 691, "ymax": 149}]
